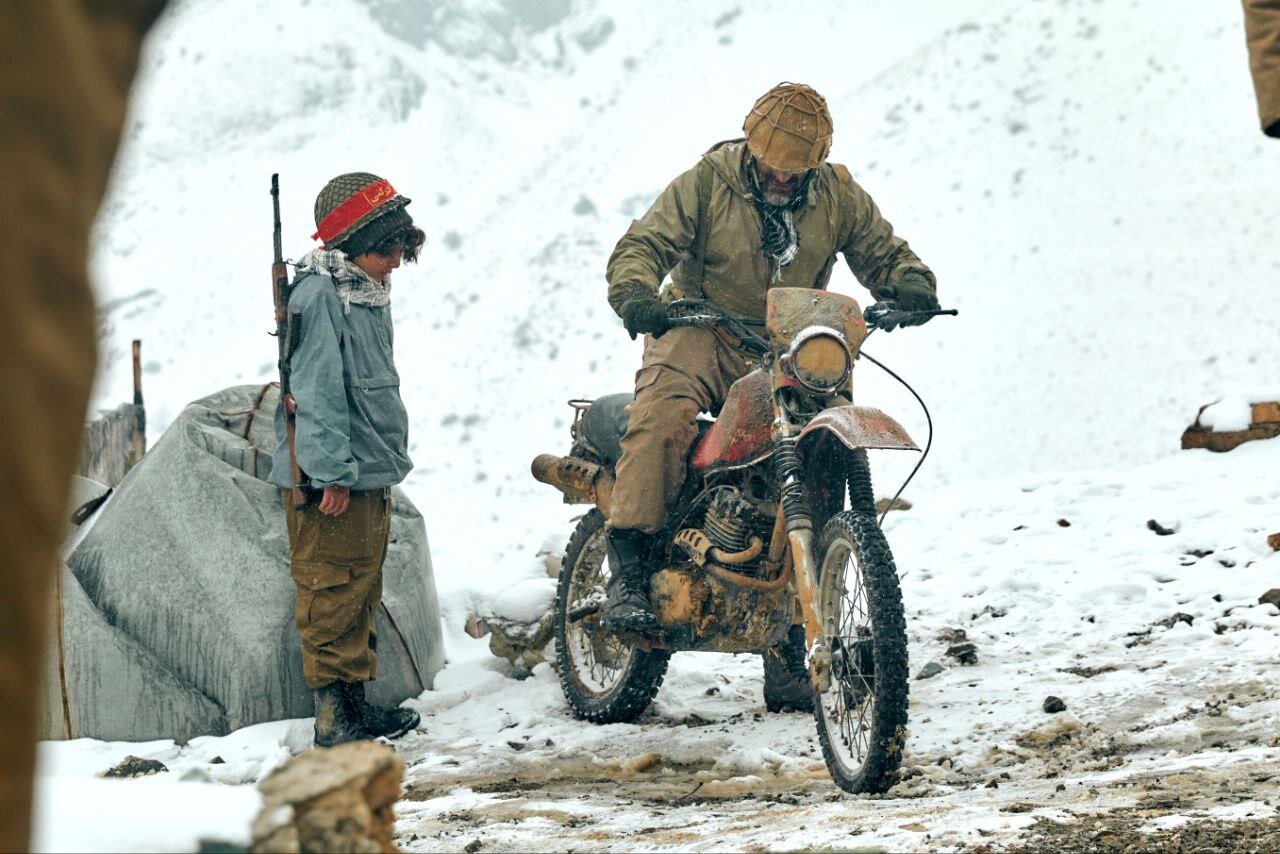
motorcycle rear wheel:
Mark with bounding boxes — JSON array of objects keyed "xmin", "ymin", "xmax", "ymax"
[
  {"xmin": 812, "ymin": 510, "xmax": 909, "ymax": 794},
  {"xmin": 553, "ymin": 509, "xmax": 670, "ymax": 723}
]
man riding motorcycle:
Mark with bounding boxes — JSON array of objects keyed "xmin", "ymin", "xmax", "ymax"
[{"xmin": 603, "ymin": 82, "xmax": 940, "ymax": 710}]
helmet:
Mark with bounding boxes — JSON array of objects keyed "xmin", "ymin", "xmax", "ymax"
[
  {"xmin": 743, "ymin": 82, "xmax": 833, "ymax": 172},
  {"xmin": 311, "ymin": 171, "xmax": 413, "ymax": 254}
]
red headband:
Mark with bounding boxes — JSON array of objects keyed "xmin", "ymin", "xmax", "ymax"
[{"xmin": 311, "ymin": 179, "xmax": 400, "ymax": 244}]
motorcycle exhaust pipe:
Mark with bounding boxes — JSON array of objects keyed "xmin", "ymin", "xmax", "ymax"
[{"xmin": 531, "ymin": 454, "xmax": 614, "ymax": 516}]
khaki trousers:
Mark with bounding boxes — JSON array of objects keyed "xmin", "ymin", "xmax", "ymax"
[
  {"xmin": 283, "ymin": 489, "xmax": 392, "ymax": 689},
  {"xmin": 610, "ymin": 327, "xmax": 755, "ymax": 533},
  {"xmin": 0, "ymin": 2, "xmax": 162, "ymax": 851}
]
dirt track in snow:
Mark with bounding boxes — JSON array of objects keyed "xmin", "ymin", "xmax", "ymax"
[{"xmin": 392, "ymin": 694, "xmax": 1280, "ymax": 852}]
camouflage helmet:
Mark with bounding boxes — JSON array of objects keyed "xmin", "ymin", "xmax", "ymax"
[
  {"xmin": 311, "ymin": 171, "xmax": 413, "ymax": 254},
  {"xmin": 743, "ymin": 82, "xmax": 833, "ymax": 171}
]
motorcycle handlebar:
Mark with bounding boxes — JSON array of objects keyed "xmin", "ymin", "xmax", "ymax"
[
  {"xmin": 863, "ymin": 303, "xmax": 959, "ymax": 332},
  {"xmin": 665, "ymin": 298, "xmax": 957, "ymax": 338}
]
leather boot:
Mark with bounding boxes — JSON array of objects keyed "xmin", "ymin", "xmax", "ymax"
[
  {"xmin": 313, "ymin": 681, "xmax": 372, "ymax": 748},
  {"xmin": 763, "ymin": 625, "xmax": 814, "ymax": 713},
  {"xmin": 346, "ymin": 682, "xmax": 421, "ymax": 740},
  {"xmin": 602, "ymin": 528, "xmax": 659, "ymax": 633}
]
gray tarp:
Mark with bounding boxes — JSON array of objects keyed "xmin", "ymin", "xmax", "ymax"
[{"xmin": 41, "ymin": 384, "xmax": 443, "ymax": 743}]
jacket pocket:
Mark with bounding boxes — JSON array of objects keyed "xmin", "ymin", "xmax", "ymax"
[
  {"xmin": 353, "ymin": 374, "xmax": 399, "ymax": 392},
  {"xmin": 290, "ymin": 559, "xmax": 351, "ymax": 592},
  {"xmin": 293, "ymin": 500, "xmax": 377, "ymax": 565}
]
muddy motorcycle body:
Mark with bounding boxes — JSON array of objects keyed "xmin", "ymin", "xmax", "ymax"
[{"xmin": 533, "ymin": 287, "xmax": 937, "ymax": 794}]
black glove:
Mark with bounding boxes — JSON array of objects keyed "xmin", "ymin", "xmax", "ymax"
[
  {"xmin": 874, "ymin": 277, "xmax": 939, "ymax": 327},
  {"xmin": 619, "ymin": 294, "xmax": 670, "ymax": 340}
]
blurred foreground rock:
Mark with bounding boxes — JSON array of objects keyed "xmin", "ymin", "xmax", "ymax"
[{"xmin": 251, "ymin": 742, "xmax": 403, "ymax": 854}]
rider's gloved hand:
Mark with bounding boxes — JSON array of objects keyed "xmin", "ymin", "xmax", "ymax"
[
  {"xmin": 619, "ymin": 293, "xmax": 670, "ymax": 340},
  {"xmin": 874, "ymin": 276, "xmax": 939, "ymax": 327}
]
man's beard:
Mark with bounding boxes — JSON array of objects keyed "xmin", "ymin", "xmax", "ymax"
[{"xmin": 761, "ymin": 187, "xmax": 794, "ymax": 206}]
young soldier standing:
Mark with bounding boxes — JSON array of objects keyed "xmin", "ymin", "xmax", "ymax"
[{"xmin": 273, "ymin": 172, "xmax": 426, "ymax": 747}]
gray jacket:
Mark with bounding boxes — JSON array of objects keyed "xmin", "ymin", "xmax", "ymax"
[{"xmin": 271, "ymin": 270, "xmax": 412, "ymax": 491}]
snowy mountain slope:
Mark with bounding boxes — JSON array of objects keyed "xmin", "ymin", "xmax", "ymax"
[{"xmin": 91, "ymin": 0, "xmax": 1279, "ymax": 607}]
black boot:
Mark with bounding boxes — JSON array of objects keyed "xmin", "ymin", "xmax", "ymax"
[
  {"xmin": 602, "ymin": 528, "xmax": 659, "ymax": 633},
  {"xmin": 313, "ymin": 681, "xmax": 373, "ymax": 748},
  {"xmin": 763, "ymin": 625, "xmax": 814, "ymax": 713},
  {"xmin": 346, "ymin": 682, "xmax": 421, "ymax": 740}
]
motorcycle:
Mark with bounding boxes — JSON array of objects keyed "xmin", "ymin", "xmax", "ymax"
[{"xmin": 530, "ymin": 286, "xmax": 954, "ymax": 794}]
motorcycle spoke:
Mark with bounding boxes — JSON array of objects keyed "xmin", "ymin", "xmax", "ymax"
[{"xmin": 565, "ymin": 530, "xmax": 633, "ymax": 695}]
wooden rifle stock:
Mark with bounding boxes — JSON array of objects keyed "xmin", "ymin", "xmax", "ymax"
[{"xmin": 271, "ymin": 174, "xmax": 308, "ymax": 510}]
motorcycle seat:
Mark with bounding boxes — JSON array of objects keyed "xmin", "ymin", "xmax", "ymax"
[{"xmin": 579, "ymin": 393, "xmax": 633, "ymax": 466}]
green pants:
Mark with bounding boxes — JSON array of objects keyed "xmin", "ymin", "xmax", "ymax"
[{"xmin": 283, "ymin": 488, "xmax": 392, "ymax": 689}]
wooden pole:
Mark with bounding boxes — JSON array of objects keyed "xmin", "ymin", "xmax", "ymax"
[{"xmin": 129, "ymin": 339, "xmax": 146, "ymax": 468}]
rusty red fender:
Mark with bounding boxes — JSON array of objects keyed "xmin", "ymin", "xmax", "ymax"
[{"xmin": 796, "ymin": 406, "xmax": 919, "ymax": 453}]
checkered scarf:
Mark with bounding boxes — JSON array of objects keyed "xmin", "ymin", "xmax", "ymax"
[
  {"xmin": 296, "ymin": 248, "xmax": 391, "ymax": 313},
  {"xmin": 746, "ymin": 165, "xmax": 810, "ymax": 284}
]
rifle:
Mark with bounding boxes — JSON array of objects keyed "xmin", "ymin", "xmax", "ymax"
[{"xmin": 271, "ymin": 174, "xmax": 308, "ymax": 510}]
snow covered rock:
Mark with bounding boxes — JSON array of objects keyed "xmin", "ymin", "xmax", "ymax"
[
  {"xmin": 250, "ymin": 741, "xmax": 402, "ymax": 854},
  {"xmin": 483, "ymin": 577, "xmax": 557, "ymax": 677},
  {"xmin": 42, "ymin": 384, "xmax": 444, "ymax": 743},
  {"xmin": 1182, "ymin": 389, "xmax": 1280, "ymax": 452}
]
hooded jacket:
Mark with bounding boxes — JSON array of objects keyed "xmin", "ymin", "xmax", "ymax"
[{"xmin": 606, "ymin": 139, "xmax": 934, "ymax": 319}]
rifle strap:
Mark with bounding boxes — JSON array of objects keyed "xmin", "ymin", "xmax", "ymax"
[{"xmin": 682, "ymin": 157, "xmax": 713, "ymax": 302}]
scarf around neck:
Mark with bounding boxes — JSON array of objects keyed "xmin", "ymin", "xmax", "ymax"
[
  {"xmin": 297, "ymin": 248, "xmax": 391, "ymax": 313},
  {"xmin": 746, "ymin": 164, "xmax": 811, "ymax": 284}
]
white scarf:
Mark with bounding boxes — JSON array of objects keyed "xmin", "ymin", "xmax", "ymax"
[{"xmin": 297, "ymin": 248, "xmax": 391, "ymax": 313}]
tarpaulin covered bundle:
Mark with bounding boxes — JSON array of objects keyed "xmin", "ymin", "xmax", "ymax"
[{"xmin": 41, "ymin": 384, "xmax": 444, "ymax": 743}]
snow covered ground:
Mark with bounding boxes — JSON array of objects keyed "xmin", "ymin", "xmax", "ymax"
[
  {"xmin": 35, "ymin": 0, "xmax": 1280, "ymax": 850},
  {"xmin": 37, "ymin": 440, "xmax": 1280, "ymax": 851}
]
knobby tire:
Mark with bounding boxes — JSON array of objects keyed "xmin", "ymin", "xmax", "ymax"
[
  {"xmin": 553, "ymin": 509, "xmax": 670, "ymax": 723},
  {"xmin": 812, "ymin": 510, "xmax": 910, "ymax": 794}
]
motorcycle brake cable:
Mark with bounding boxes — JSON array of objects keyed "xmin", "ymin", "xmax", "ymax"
[{"xmin": 854, "ymin": 347, "xmax": 934, "ymax": 528}]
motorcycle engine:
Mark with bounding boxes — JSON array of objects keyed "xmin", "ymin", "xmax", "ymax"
[{"xmin": 704, "ymin": 488, "xmax": 754, "ymax": 554}]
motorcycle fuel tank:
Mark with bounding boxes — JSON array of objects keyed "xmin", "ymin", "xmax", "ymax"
[{"xmin": 689, "ymin": 369, "xmax": 774, "ymax": 473}]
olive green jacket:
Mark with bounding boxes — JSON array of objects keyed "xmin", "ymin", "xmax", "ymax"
[
  {"xmin": 1245, "ymin": 0, "xmax": 1280, "ymax": 136},
  {"xmin": 606, "ymin": 139, "xmax": 935, "ymax": 319}
]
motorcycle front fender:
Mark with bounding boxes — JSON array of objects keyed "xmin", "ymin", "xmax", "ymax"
[{"xmin": 796, "ymin": 405, "xmax": 919, "ymax": 453}]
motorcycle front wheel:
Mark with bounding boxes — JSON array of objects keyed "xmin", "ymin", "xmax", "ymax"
[
  {"xmin": 553, "ymin": 509, "xmax": 670, "ymax": 723},
  {"xmin": 812, "ymin": 510, "xmax": 910, "ymax": 794}
]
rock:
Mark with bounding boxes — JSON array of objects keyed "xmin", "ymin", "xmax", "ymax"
[
  {"xmin": 874, "ymin": 496, "xmax": 912, "ymax": 515},
  {"xmin": 487, "ymin": 610, "xmax": 554, "ymax": 678},
  {"xmin": 915, "ymin": 661, "xmax": 944, "ymax": 680},
  {"xmin": 1043, "ymin": 696, "xmax": 1067, "ymax": 713},
  {"xmin": 1268, "ymin": 534, "xmax": 1280, "ymax": 552},
  {"xmin": 936, "ymin": 627, "xmax": 967, "ymax": 644},
  {"xmin": 1259, "ymin": 589, "xmax": 1280, "ymax": 609},
  {"xmin": 250, "ymin": 741, "xmax": 403, "ymax": 854},
  {"xmin": 485, "ymin": 578, "xmax": 557, "ymax": 676},
  {"xmin": 944, "ymin": 642, "xmax": 978, "ymax": 666},
  {"xmin": 102, "ymin": 755, "xmax": 168, "ymax": 778},
  {"xmin": 1146, "ymin": 519, "xmax": 1177, "ymax": 536},
  {"xmin": 1156, "ymin": 612, "xmax": 1195, "ymax": 629},
  {"xmin": 1056, "ymin": 518, "xmax": 1071, "ymax": 528},
  {"xmin": 1181, "ymin": 399, "xmax": 1280, "ymax": 453}
]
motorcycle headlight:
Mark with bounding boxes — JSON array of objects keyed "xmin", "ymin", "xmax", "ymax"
[{"xmin": 785, "ymin": 327, "xmax": 850, "ymax": 393}]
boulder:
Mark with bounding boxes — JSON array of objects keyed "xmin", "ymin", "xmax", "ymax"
[
  {"xmin": 42, "ymin": 384, "xmax": 444, "ymax": 743},
  {"xmin": 1181, "ymin": 396, "xmax": 1280, "ymax": 452},
  {"xmin": 250, "ymin": 741, "xmax": 403, "ymax": 854}
]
